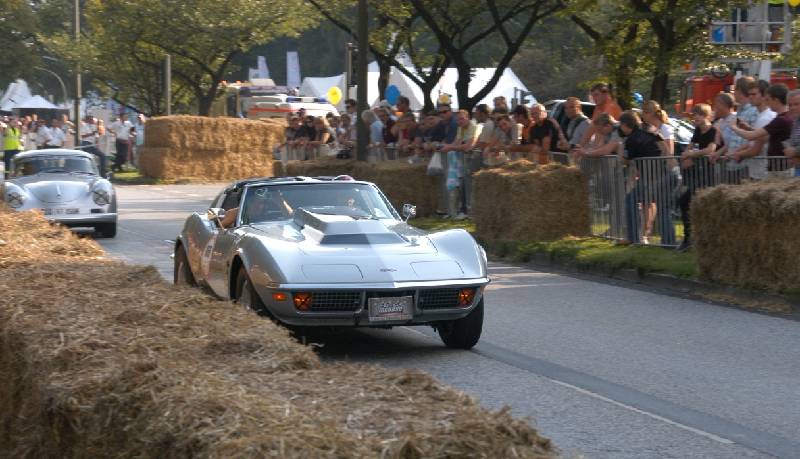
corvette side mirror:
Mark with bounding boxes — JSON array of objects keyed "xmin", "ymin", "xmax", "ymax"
[
  {"xmin": 402, "ymin": 203, "xmax": 417, "ymax": 222},
  {"xmin": 207, "ymin": 207, "xmax": 225, "ymax": 227}
]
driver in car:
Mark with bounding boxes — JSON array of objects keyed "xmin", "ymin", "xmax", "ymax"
[{"xmin": 220, "ymin": 190, "xmax": 290, "ymax": 228}]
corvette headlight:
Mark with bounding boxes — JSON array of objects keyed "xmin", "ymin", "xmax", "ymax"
[
  {"xmin": 7, "ymin": 191, "xmax": 25, "ymax": 208},
  {"xmin": 92, "ymin": 189, "xmax": 110, "ymax": 205}
]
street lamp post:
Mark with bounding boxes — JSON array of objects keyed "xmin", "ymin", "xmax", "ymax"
[
  {"xmin": 34, "ymin": 67, "xmax": 68, "ymax": 105},
  {"xmin": 74, "ymin": 0, "xmax": 81, "ymax": 146}
]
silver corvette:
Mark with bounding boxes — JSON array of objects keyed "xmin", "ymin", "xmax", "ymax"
[
  {"xmin": 174, "ymin": 176, "xmax": 489, "ymax": 349},
  {"xmin": 3, "ymin": 149, "xmax": 117, "ymax": 237}
]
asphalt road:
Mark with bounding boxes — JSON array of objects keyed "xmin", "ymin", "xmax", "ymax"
[{"xmin": 98, "ymin": 184, "xmax": 800, "ymax": 459}]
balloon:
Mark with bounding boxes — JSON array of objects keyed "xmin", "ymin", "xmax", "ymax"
[
  {"xmin": 326, "ymin": 86, "xmax": 342, "ymax": 105},
  {"xmin": 385, "ymin": 85, "xmax": 401, "ymax": 105}
]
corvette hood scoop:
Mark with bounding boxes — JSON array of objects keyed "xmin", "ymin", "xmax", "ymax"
[{"xmin": 294, "ymin": 208, "xmax": 404, "ymax": 245}]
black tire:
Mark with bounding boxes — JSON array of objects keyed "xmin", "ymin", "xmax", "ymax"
[
  {"xmin": 173, "ymin": 245, "xmax": 196, "ymax": 286},
  {"xmin": 235, "ymin": 268, "xmax": 267, "ymax": 315},
  {"xmin": 437, "ymin": 299, "xmax": 484, "ymax": 349},
  {"xmin": 94, "ymin": 222, "xmax": 117, "ymax": 238}
]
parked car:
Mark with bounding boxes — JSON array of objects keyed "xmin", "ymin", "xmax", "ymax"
[
  {"xmin": 174, "ymin": 176, "xmax": 489, "ymax": 349},
  {"xmin": 2, "ymin": 149, "xmax": 117, "ymax": 237}
]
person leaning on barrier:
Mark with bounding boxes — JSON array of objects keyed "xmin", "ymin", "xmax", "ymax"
[
  {"xmin": 676, "ymin": 103, "xmax": 719, "ymax": 252},
  {"xmin": 709, "ymin": 92, "xmax": 744, "ymax": 170},
  {"xmin": 729, "ymin": 83, "xmax": 793, "ymax": 177},
  {"xmin": 640, "ymin": 101, "xmax": 677, "ymax": 245},
  {"xmin": 781, "ymin": 89, "xmax": 800, "ymax": 177},
  {"xmin": 559, "ymin": 97, "xmax": 590, "ymax": 151},
  {"xmin": 483, "ymin": 114, "xmax": 520, "ymax": 165},
  {"xmin": 570, "ymin": 113, "xmax": 621, "ymax": 160},
  {"xmin": 616, "ymin": 110, "xmax": 668, "ymax": 245},
  {"xmin": 729, "ymin": 80, "xmax": 774, "ymax": 180},
  {"xmin": 440, "ymin": 110, "xmax": 481, "ymax": 219}
]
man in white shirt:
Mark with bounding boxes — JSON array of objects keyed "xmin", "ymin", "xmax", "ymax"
[
  {"xmin": 48, "ymin": 119, "xmax": 66, "ymax": 148},
  {"xmin": 80, "ymin": 116, "xmax": 107, "ymax": 175},
  {"xmin": 109, "ymin": 113, "xmax": 133, "ymax": 172},
  {"xmin": 731, "ymin": 80, "xmax": 775, "ymax": 180},
  {"xmin": 35, "ymin": 120, "xmax": 53, "ymax": 149}
]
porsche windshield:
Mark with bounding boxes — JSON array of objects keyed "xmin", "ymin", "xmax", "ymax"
[
  {"xmin": 14, "ymin": 155, "xmax": 97, "ymax": 176},
  {"xmin": 240, "ymin": 183, "xmax": 399, "ymax": 224}
]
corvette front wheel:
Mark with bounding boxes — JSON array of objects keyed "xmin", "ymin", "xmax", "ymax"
[
  {"xmin": 437, "ymin": 299, "xmax": 483, "ymax": 350},
  {"xmin": 235, "ymin": 269, "xmax": 266, "ymax": 315}
]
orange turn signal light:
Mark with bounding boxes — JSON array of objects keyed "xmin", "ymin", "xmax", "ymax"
[
  {"xmin": 293, "ymin": 292, "xmax": 313, "ymax": 311},
  {"xmin": 272, "ymin": 292, "xmax": 288, "ymax": 301},
  {"xmin": 458, "ymin": 288, "xmax": 476, "ymax": 307}
]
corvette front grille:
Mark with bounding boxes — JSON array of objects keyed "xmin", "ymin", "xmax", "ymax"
[
  {"xmin": 308, "ymin": 291, "xmax": 363, "ymax": 312},
  {"xmin": 418, "ymin": 288, "xmax": 462, "ymax": 309}
]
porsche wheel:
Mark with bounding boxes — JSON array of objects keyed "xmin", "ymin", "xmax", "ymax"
[
  {"xmin": 173, "ymin": 245, "xmax": 196, "ymax": 286},
  {"xmin": 235, "ymin": 268, "xmax": 266, "ymax": 315},
  {"xmin": 437, "ymin": 299, "xmax": 483, "ymax": 349},
  {"xmin": 94, "ymin": 222, "xmax": 117, "ymax": 238}
]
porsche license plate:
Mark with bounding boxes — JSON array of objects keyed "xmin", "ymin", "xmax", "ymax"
[
  {"xmin": 43, "ymin": 208, "xmax": 79, "ymax": 216},
  {"xmin": 368, "ymin": 296, "xmax": 413, "ymax": 322}
]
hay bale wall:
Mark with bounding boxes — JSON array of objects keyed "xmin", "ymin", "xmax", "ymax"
[
  {"xmin": 472, "ymin": 160, "xmax": 590, "ymax": 243},
  {"xmin": 284, "ymin": 158, "xmax": 440, "ymax": 217},
  {"xmin": 0, "ymin": 207, "xmax": 555, "ymax": 458},
  {"xmin": 139, "ymin": 115, "xmax": 283, "ymax": 181},
  {"xmin": 692, "ymin": 179, "xmax": 800, "ymax": 291}
]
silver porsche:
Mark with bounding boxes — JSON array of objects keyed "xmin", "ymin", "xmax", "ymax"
[
  {"xmin": 3, "ymin": 149, "xmax": 117, "ymax": 237},
  {"xmin": 174, "ymin": 176, "xmax": 489, "ymax": 349}
]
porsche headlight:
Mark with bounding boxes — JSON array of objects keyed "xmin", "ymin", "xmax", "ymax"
[
  {"xmin": 7, "ymin": 191, "xmax": 25, "ymax": 208},
  {"xmin": 92, "ymin": 189, "xmax": 110, "ymax": 205}
]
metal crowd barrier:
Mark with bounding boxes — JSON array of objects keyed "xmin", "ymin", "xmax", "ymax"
[{"xmin": 576, "ymin": 155, "xmax": 797, "ymax": 247}]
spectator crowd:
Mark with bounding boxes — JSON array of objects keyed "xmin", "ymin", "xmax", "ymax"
[
  {"xmin": 277, "ymin": 79, "xmax": 799, "ymax": 248},
  {"xmin": 1, "ymin": 112, "xmax": 146, "ymax": 177}
]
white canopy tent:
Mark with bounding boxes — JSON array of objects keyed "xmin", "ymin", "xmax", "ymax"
[
  {"xmin": 299, "ymin": 63, "xmax": 532, "ymax": 112},
  {"xmin": 13, "ymin": 95, "xmax": 59, "ymax": 110},
  {"xmin": 0, "ymin": 79, "xmax": 33, "ymax": 112}
]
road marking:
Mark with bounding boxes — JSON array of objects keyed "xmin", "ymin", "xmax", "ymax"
[
  {"xmin": 546, "ymin": 379, "xmax": 733, "ymax": 444},
  {"xmin": 401, "ymin": 327, "xmax": 800, "ymax": 457}
]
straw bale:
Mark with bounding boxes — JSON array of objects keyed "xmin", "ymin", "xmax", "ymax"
[
  {"xmin": 472, "ymin": 161, "xmax": 590, "ymax": 242},
  {"xmin": 692, "ymin": 178, "xmax": 800, "ymax": 291},
  {"xmin": 0, "ymin": 207, "xmax": 555, "ymax": 458},
  {"xmin": 284, "ymin": 158, "xmax": 440, "ymax": 217},
  {"xmin": 140, "ymin": 115, "xmax": 283, "ymax": 181}
]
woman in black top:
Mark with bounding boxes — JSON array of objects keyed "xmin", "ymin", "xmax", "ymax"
[
  {"xmin": 676, "ymin": 103, "xmax": 718, "ymax": 251},
  {"xmin": 618, "ymin": 111, "xmax": 666, "ymax": 244}
]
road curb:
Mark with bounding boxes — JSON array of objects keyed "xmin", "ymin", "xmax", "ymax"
[{"xmin": 506, "ymin": 253, "xmax": 800, "ymax": 319}]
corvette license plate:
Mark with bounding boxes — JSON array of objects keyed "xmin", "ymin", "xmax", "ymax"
[{"xmin": 368, "ymin": 296, "xmax": 413, "ymax": 322}]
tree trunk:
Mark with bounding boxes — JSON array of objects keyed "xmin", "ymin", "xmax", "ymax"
[
  {"xmin": 197, "ymin": 82, "xmax": 220, "ymax": 117},
  {"xmin": 455, "ymin": 63, "xmax": 471, "ymax": 112},
  {"xmin": 613, "ymin": 71, "xmax": 633, "ymax": 110},
  {"xmin": 377, "ymin": 57, "xmax": 391, "ymax": 101},
  {"xmin": 649, "ymin": 71, "xmax": 669, "ymax": 107}
]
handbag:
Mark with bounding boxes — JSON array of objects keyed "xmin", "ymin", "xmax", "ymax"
[{"xmin": 426, "ymin": 151, "xmax": 444, "ymax": 176}]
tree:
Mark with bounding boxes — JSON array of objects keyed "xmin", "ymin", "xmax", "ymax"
[
  {"xmin": 407, "ymin": 0, "xmax": 563, "ymax": 111},
  {"xmin": 71, "ymin": 0, "xmax": 317, "ymax": 115},
  {"xmin": 306, "ymin": 0, "xmax": 451, "ymax": 110},
  {"xmin": 0, "ymin": 1, "xmax": 41, "ymax": 89}
]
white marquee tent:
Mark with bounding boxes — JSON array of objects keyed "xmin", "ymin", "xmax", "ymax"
[{"xmin": 299, "ymin": 62, "xmax": 533, "ymax": 111}]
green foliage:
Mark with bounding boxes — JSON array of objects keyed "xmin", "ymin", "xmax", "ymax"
[{"xmin": 0, "ymin": 1, "xmax": 41, "ymax": 88}]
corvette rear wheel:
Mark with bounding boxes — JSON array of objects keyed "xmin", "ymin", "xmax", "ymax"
[
  {"xmin": 235, "ymin": 269, "xmax": 266, "ymax": 315},
  {"xmin": 437, "ymin": 299, "xmax": 483, "ymax": 349},
  {"xmin": 173, "ymin": 245, "xmax": 196, "ymax": 287}
]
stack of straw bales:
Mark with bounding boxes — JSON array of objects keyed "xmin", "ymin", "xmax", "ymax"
[
  {"xmin": 692, "ymin": 179, "xmax": 800, "ymax": 291},
  {"xmin": 472, "ymin": 160, "xmax": 590, "ymax": 243},
  {"xmin": 138, "ymin": 116, "xmax": 283, "ymax": 181},
  {"xmin": 283, "ymin": 158, "xmax": 440, "ymax": 217},
  {"xmin": 0, "ymin": 207, "xmax": 555, "ymax": 458}
]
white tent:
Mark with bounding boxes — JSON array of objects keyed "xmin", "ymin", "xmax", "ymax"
[
  {"xmin": 14, "ymin": 95, "xmax": 59, "ymax": 109},
  {"xmin": 0, "ymin": 79, "xmax": 33, "ymax": 112},
  {"xmin": 299, "ymin": 63, "xmax": 532, "ymax": 112}
]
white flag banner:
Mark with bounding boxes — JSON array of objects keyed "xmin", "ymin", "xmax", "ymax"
[
  {"xmin": 286, "ymin": 51, "xmax": 301, "ymax": 88},
  {"xmin": 257, "ymin": 56, "xmax": 270, "ymax": 79}
]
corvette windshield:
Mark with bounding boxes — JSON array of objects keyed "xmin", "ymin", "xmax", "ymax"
[
  {"xmin": 240, "ymin": 182, "xmax": 399, "ymax": 224},
  {"xmin": 14, "ymin": 156, "xmax": 97, "ymax": 177}
]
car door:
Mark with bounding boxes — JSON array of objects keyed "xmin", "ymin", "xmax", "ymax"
[{"xmin": 204, "ymin": 188, "xmax": 242, "ymax": 298}]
